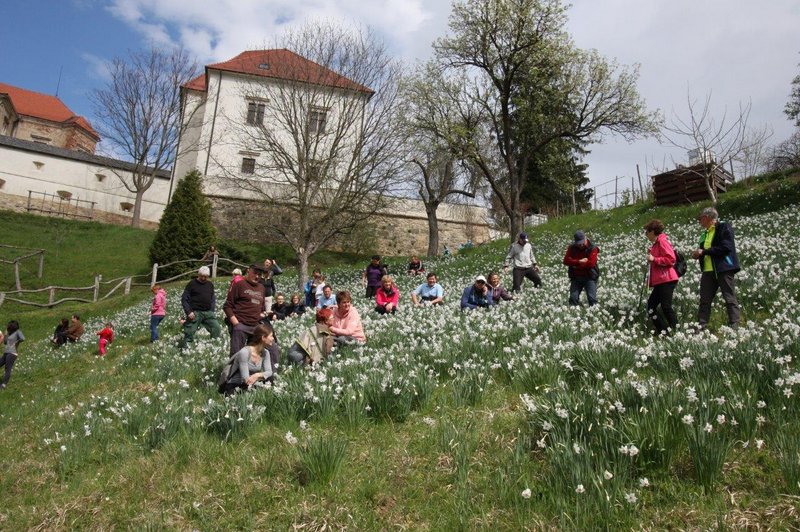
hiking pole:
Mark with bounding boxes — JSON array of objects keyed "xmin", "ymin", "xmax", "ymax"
[{"xmin": 636, "ymin": 262, "xmax": 649, "ymax": 321}]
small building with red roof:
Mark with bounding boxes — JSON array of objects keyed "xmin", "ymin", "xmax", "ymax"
[{"xmin": 0, "ymin": 82, "xmax": 100, "ymax": 154}]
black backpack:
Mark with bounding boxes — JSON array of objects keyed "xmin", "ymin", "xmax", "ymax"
[{"xmin": 674, "ymin": 250, "xmax": 688, "ymax": 277}]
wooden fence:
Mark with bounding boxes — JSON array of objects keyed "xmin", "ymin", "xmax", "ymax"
[
  {"xmin": 0, "ymin": 255, "xmax": 249, "ymax": 309},
  {"xmin": 0, "ymin": 244, "xmax": 45, "ymax": 291}
]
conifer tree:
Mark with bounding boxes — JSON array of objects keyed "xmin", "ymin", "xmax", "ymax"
[{"xmin": 149, "ymin": 170, "xmax": 216, "ymax": 279}]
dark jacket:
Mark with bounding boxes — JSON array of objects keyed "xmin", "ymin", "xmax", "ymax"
[
  {"xmin": 490, "ymin": 284, "xmax": 513, "ymax": 304},
  {"xmin": 460, "ymin": 284, "xmax": 493, "ymax": 310},
  {"xmin": 697, "ymin": 221, "xmax": 740, "ymax": 275}
]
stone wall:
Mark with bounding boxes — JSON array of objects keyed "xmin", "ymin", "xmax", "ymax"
[{"xmin": 207, "ymin": 195, "xmax": 490, "ymax": 257}]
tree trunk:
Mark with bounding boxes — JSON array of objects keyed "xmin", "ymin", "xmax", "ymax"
[
  {"xmin": 425, "ymin": 202, "xmax": 440, "ymax": 257},
  {"xmin": 131, "ymin": 189, "xmax": 145, "ymax": 228},
  {"xmin": 704, "ymin": 168, "xmax": 718, "ymax": 206},
  {"xmin": 297, "ymin": 249, "xmax": 311, "ymax": 291}
]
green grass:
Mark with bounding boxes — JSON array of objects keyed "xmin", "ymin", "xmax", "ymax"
[{"xmin": 2, "ymin": 168, "xmax": 800, "ymax": 530}]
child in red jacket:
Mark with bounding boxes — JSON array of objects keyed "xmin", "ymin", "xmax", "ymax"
[{"xmin": 96, "ymin": 322, "xmax": 114, "ymax": 356}]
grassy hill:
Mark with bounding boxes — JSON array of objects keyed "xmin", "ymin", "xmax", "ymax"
[{"xmin": 1, "ymin": 169, "xmax": 800, "ymax": 529}]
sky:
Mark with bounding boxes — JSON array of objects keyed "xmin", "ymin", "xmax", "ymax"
[{"xmin": 2, "ymin": 0, "xmax": 798, "ymax": 204}]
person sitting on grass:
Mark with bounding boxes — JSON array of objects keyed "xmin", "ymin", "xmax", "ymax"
[
  {"xmin": 270, "ymin": 292, "xmax": 290, "ymax": 321},
  {"xmin": 219, "ymin": 323, "xmax": 275, "ymax": 396},
  {"xmin": 53, "ymin": 314, "xmax": 85, "ymax": 346},
  {"xmin": 375, "ymin": 275, "xmax": 400, "ymax": 315},
  {"xmin": 286, "ymin": 308, "xmax": 335, "ymax": 366},
  {"xmin": 411, "ymin": 272, "xmax": 444, "ymax": 306},
  {"xmin": 460, "ymin": 275, "xmax": 493, "ymax": 310},
  {"xmin": 407, "ymin": 256, "xmax": 425, "ymax": 276},
  {"xmin": 488, "ymin": 271, "xmax": 514, "ymax": 305},
  {"xmin": 330, "ymin": 291, "xmax": 366, "ymax": 346},
  {"xmin": 316, "ymin": 285, "xmax": 337, "ymax": 310},
  {"xmin": 51, "ymin": 318, "xmax": 69, "ymax": 345},
  {"xmin": 286, "ymin": 293, "xmax": 306, "ymax": 318}
]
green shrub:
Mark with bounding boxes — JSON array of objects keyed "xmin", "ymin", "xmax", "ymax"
[{"xmin": 149, "ymin": 170, "xmax": 216, "ymax": 279}]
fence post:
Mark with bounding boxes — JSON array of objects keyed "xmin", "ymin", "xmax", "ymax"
[
  {"xmin": 212, "ymin": 254, "xmax": 218, "ymax": 279},
  {"xmin": 93, "ymin": 275, "xmax": 101, "ymax": 302},
  {"xmin": 49, "ymin": 287, "xmax": 56, "ymax": 305},
  {"xmin": 124, "ymin": 277, "xmax": 132, "ymax": 295},
  {"xmin": 0, "ymin": 292, "xmax": 4, "ymax": 307},
  {"xmin": 14, "ymin": 260, "xmax": 21, "ymax": 291},
  {"xmin": 151, "ymin": 263, "xmax": 158, "ymax": 287},
  {"xmin": 38, "ymin": 251, "xmax": 44, "ymax": 278}
]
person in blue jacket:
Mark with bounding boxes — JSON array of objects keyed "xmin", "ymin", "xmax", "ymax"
[
  {"xmin": 691, "ymin": 207, "xmax": 741, "ymax": 329},
  {"xmin": 460, "ymin": 275, "xmax": 493, "ymax": 310}
]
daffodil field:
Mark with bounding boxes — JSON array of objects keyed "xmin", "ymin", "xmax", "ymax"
[{"xmin": 3, "ymin": 203, "xmax": 800, "ymax": 528}]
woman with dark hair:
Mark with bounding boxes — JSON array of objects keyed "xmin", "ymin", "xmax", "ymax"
[
  {"xmin": 1, "ymin": 320, "xmax": 25, "ymax": 389},
  {"xmin": 644, "ymin": 219, "xmax": 679, "ymax": 335},
  {"xmin": 219, "ymin": 323, "xmax": 275, "ymax": 396},
  {"xmin": 51, "ymin": 318, "xmax": 69, "ymax": 345},
  {"xmin": 286, "ymin": 293, "xmax": 306, "ymax": 318}
]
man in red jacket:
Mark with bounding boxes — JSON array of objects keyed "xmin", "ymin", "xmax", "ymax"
[{"xmin": 563, "ymin": 230, "xmax": 599, "ymax": 306}]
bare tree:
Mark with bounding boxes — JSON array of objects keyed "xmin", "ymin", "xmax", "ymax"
[
  {"xmin": 216, "ymin": 23, "xmax": 405, "ymax": 285},
  {"xmin": 91, "ymin": 47, "xmax": 199, "ymax": 227},
  {"xmin": 400, "ymin": 62, "xmax": 482, "ymax": 256},
  {"xmin": 663, "ymin": 92, "xmax": 771, "ymax": 204},
  {"xmin": 434, "ymin": 0, "xmax": 658, "ymax": 238},
  {"xmin": 734, "ymin": 126, "xmax": 773, "ymax": 179},
  {"xmin": 768, "ymin": 131, "xmax": 800, "ymax": 171}
]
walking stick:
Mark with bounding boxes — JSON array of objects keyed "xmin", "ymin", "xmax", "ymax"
[{"xmin": 636, "ymin": 263, "xmax": 649, "ymax": 321}]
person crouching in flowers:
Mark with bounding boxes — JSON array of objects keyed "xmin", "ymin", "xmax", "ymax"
[
  {"xmin": 96, "ymin": 322, "xmax": 114, "ymax": 356},
  {"xmin": 460, "ymin": 275, "xmax": 493, "ymax": 310},
  {"xmin": 487, "ymin": 271, "xmax": 513, "ymax": 305},
  {"xmin": 286, "ymin": 308, "xmax": 335, "ymax": 365},
  {"xmin": 219, "ymin": 323, "xmax": 275, "ymax": 396},
  {"xmin": 644, "ymin": 219, "xmax": 679, "ymax": 335},
  {"xmin": 375, "ymin": 275, "xmax": 400, "ymax": 314},
  {"xmin": 330, "ymin": 291, "xmax": 366, "ymax": 346}
]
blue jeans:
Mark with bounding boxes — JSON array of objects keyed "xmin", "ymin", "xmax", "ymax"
[
  {"xmin": 150, "ymin": 315, "xmax": 165, "ymax": 342},
  {"xmin": 569, "ymin": 278, "xmax": 597, "ymax": 306}
]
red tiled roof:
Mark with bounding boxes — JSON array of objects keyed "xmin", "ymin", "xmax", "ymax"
[
  {"xmin": 0, "ymin": 82, "xmax": 99, "ymax": 139},
  {"xmin": 181, "ymin": 49, "xmax": 373, "ymax": 95}
]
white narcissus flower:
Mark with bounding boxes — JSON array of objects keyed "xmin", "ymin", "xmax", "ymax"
[
  {"xmin": 521, "ymin": 488, "xmax": 532, "ymax": 499},
  {"xmin": 284, "ymin": 431, "xmax": 298, "ymax": 445},
  {"xmin": 604, "ymin": 470, "xmax": 613, "ymax": 480},
  {"xmin": 575, "ymin": 484, "xmax": 585, "ymax": 494}
]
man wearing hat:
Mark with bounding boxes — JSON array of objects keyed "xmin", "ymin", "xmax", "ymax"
[
  {"xmin": 691, "ymin": 207, "xmax": 741, "ymax": 329},
  {"xmin": 563, "ymin": 230, "xmax": 599, "ymax": 306},
  {"xmin": 460, "ymin": 274, "xmax": 494, "ymax": 310},
  {"xmin": 224, "ymin": 263, "xmax": 269, "ymax": 357},
  {"xmin": 180, "ymin": 266, "xmax": 222, "ymax": 347},
  {"xmin": 503, "ymin": 232, "xmax": 542, "ymax": 292}
]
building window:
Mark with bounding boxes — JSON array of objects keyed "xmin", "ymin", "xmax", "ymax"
[
  {"xmin": 246, "ymin": 101, "xmax": 265, "ymax": 126},
  {"xmin": 241, "ymin": 157, "xmax": 256, "ymax": 175},
  {"xmin": 309, "ymin": 108, "xmax": 327, "ymax": 135},
  {"xmin": 31, "ymin": 134, "xmax": 52, "ymax": 145}
]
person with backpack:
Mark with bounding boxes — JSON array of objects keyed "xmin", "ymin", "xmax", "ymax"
[
  {"xmin": 691, "ymin": 207, "xmax": 741, "ymax": 330},
  {"xmin": 286, "ymin": 308, "xmax": 335, "ymax": 366},
  {"xmin": 218, "ymin": 323, "xmax": 275, "ymax": 396},
  {"xmin": 644, "ymin": 219, "xmax": 679, "ymax": 335},
  {"xmin": 563, "ymin": 230, "xmax": 599, "ymax": 306}
]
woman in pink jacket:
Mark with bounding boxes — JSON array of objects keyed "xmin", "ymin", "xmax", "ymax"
[
  {"xmin": 150, "ymin": 284, "xmax": 167, "ymax": 342},
  {"xmin": 330, "ymin": 290, "xmax": 366, "ymax": 346},
  {"xmin": 644, "ymin": 219, "xmax": 679, "ymax": 335},
  {"xmin": 375, "ymin": 275, "xmax": 400, "ymax": 315}
]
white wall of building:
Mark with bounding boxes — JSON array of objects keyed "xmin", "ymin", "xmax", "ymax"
[{"xmin": 0, "ymin": 142, "xmax": 171, "ymax": 223}]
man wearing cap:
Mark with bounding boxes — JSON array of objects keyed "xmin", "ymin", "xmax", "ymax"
[
  {"xmin": 224, "ymin": 263, "xmax": 269, "ymax": 357},
  {"xmin": 691, "ymin": 207, "xmax": 741, "ymax": 329},
  {"xmin": 460, "ymin": 275, "xmax": 494, "ymax": 310},
  {"xmin": 563, "ymin": 230, "xmax": 599, "ymax": 306},
  {"xmin": 180, "ymin": 266, "xmax": 222, "ymax": 347},
  {"xmin": 503, "ymin": 232, "xmax": 541, "ymax": 292}
]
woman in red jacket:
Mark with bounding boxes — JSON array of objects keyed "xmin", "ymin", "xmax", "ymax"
[
  {"xmin": 644, "ymin": 219, "xmax": 679, "ymax": 335},
  {"xmin": 375, "ymin": 275, "xmax": 400, "ymax": 315}
]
